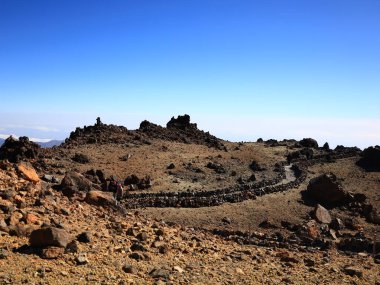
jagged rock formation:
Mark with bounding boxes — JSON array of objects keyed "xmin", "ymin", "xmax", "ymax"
[
  {"xmin": 139, "ymin": 115, "xmax": 226, "ymax": 150},
  {"xmin": 0, "ymin": 136, "xmax": 40, "ymax": 163},
  {"xmin": 61, "ymin": 115, "xmax": 226, "ymax": 150}
]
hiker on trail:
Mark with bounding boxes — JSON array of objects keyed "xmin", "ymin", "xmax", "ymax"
[{"xmin": 115, "ymin": 181, "xmax": 124, "ymax": 202}]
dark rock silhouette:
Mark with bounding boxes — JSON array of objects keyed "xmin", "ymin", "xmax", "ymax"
[
  {"xmin": 356, "ymin": 146, "xmax": 380, "ymax": 172},
  {"xmin": 299, "ymin": 138, "xmax": 319, "ymax": 148},
  {"xmin": 0, "ymin": 136, "xmax": 40, "ymax": 163},
  {"xmin": 307, "ymin": 173, "xmax": 347, "ymax": 204}
]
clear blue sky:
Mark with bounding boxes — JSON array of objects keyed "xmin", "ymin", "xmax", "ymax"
[{"xmin": 0, "ymin": 1, "xmax": 379, "ymax": 147}]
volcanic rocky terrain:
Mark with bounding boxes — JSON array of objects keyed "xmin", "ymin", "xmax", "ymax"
[{"xmin": 0, "ymin": 115, "xmax": 379, "ymax": 284}]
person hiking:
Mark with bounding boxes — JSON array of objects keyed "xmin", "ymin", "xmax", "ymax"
[{"xmin": 115, "ymin": 181, "xmax": 124, "ymax": 202}]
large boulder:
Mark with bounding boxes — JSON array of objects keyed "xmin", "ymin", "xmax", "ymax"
[
  {"xmin": 29, "ymin": 227, "xmax": 72, "ymax": 248},
  {"xmin": 60, "ymin": 171, "xmax": 92, "ymax": 197},
  {"xmin": 85, "ymin": 191, "xmax": 115, "ymax": 206},
  {"xmin": 356, "ymin": 146, "xmax": 380, "ymax": 172},
  {"xmin": 307, "ymin": 173, "xmax": 347, "ymax": 204},
  {"xmin": 299, "ymin": 138, "xmax": 319, "ymax": 148}
]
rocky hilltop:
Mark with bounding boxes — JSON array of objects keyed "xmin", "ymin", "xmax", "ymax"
[{"xmin": 0, "ymin": 116, "xmax": 379, "ymax": 284}]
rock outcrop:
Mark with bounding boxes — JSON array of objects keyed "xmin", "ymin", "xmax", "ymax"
[
  {"xmin": 139, "ymin": 115, "xmax": 226, "ymax": 150},
  {"xmin": 356, "ymin": 146, "xmax": 380, "ymax": 172},
  {"xmin": 0, "ymin": 136, "xmax": 40, "ymax": 163},
  {"xmin": 299, "ymin": 138, "xmax": 319, "ymax": 148}
]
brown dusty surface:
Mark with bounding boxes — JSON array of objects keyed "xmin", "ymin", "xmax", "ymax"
[{"xmin": 1, "ymin": 134, "xmax": 379, "ymax": 284}]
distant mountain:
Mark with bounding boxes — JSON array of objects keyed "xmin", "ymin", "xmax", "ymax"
[
  {"xmin": 36, "ymin": 140, "xmax": 64, "ymax": 148},
  {"xmin": 0, "ymin": 138, "xmax": 63, "ymax": 148}
]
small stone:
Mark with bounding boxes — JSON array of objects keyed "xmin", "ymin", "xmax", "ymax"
[
  {"xmin": 8, "ymin": 211, "xmax": 23, "ymax": 226},
  {"xmin": 130, "ymin": 243, "xmax": 147, "ymax": 252},
  {"xmin": 122, "ymin": 264, "xmax": 137, "ymax": 274},
  {"xmin": 330, "ymin": 217, "xmax": 344, "ymax": 230},
  {"xmin": 129, "ymin": 252, "xmax": 145, "ymax": 261},
  {"xmin": 343, "ymin": 266, "xmax": 363, "ymax": 278},
  {"xmin": 25, "ymin": 213, "xmax": 38, "ymax": 224},
  {"xmin": 304, "ymin": 258, "xmax": 315, "ymax": 267},
  {"xmin": 65, "ymin": 240, "xmax": 79, "ymax": 253},
  {"xmin": 77, "ymin": 231, "xmax": 91, "ymax": 243},
  {"xmin": 173, "ymin": 266, "xmax": 184, "ymax": 273},
  {"xmin": 222, "ymin": 217, "xmax": 231, "ymax": 224},
  {"xmin": 149, "ymin": 268, "xmax": 170, "ymax": 279},
  {"xmin": 152, "ymin": 241, "xmax": 165, "ymax": 248},
  {"xmin": 76, "ymin": 252, "xmax": 88, "ymax": 265},
  {"xmin": 136, "ymin": 232, "xmax": 148, "ymax": 242},
  {"xmin": 306, "ymin": 220, "xmax": 320, "ymax": 239},
  {"xmin": 314, "ymin": 204, "xmax": 332, "ymax": 224},
  {"xmin": 60, "ymin": 208, "xmax": 70, "ymax": 216},
  {"xmin": 42, "ymin": 247, "xmax": 64, "ymax": 259},
  {"xmin": 167, "ymin": 163, "xmax": 175, "ymax": 169},
  {"xmin": 158, "ymin": 245, "xmax": 169, "ymax": 254},
  {"xmin": 0, "ymin": 248, "xmax": 9, "ymax": 259},
  {"xmin": 235, "ymin": 268, "xmax": 244, "ymax": 274},
  {"xmin": 126, "ymin": 227, "xmax": 138, "ymax": 237},
  {"xmin": 155, "ymin": 228, "xmax": 165, "ymax": 236}
]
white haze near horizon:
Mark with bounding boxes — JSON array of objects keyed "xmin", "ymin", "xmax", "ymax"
[{"xmin": 0, "ymin": 113, "xmax": 379, "ymax": 149}]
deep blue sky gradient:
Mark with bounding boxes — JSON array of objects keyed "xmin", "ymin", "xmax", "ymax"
[{"xmin": 0, "ymin": 1, "xmax": 379, "ymax": 146}]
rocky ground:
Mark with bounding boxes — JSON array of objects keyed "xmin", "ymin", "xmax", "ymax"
[{"xmin": 0, "ymin": 116, "xmax": 379, "ymax": 284}]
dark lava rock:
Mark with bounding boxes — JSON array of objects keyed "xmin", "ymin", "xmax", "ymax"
[
  {"xmin": 330, "ymin": 218, "xmax": 344, "ymax": 230},
  {"xmin": 167, "ymin": 163, "xmax": 175, "ymax": 169},
  {"xmin": 265, "ymin": 139, "xmax": 279, "ymax": 146},
  {"xmin": 249, "ymin": 161, "xmax": 264, "ymax": 171},
  {"xmin": 206, "ymin": 162, "xmax": 226, "ymax": 174},
  {"xmin": 72, "ymin": 153, "xmax": 90, "ymax": 164},
  {"xmin": 299, "ymin": 138, "xmax": 319, "ymax": 148},
  {"xmin": 366, "ymin": 207, "xmax": 380, "ymax": 225},
  {"xmin": 356, "ymin": 146, "xmax": 380, "ymax": 172},
  {"xmin": 322, "ymin": 142, "xmax": 330, "ymax": 151},
  {"xmin": 338, "ymin": 234, "xmax": 372, "ymax": 253},
  {"xmin": 63, "ymin": 119, "xmax": 131, "ymax": 147},
  {"xmin": 343, "ymin": 266, "xmax": 363, "ymax": 278},
  {"xmin": 129, "ymin": 252, "xmax": 145, "ymax": 261},
  {"xmin": 124, "ymin": 175, "xmax": 152, "ymax": 190},
  {"xmin": 166, "ymin": 114, "xmax": 194, "ymax": 130},
  {"xmin": 77, "ymin": 232, "xmax": 91, "ymax": 243},
  {"xmin": 122, "ymin": 264, "xmax": 137, "ymax": 274},
  {"xmin": 0, "ymin": 136, "xmax": 40, "ymax": 163},
  {"xmin": 287, "ymin": 148, "xmax": 314, "ymax": 163},
  {"xmin": 259, "ymin": 219, "xmax": 277, "ymax": 229},
  {"xmin": 139, "ymin": 115, "xmax": 227, "ymax": 151},
  {"xmin": 60, "ymin": 171, "xmax": 92, "ymax": 197},
  {"xmin": 29, "ymin": 227, "xmax": 72, "ymax": 248},
  {"xmin": 307, "ymin": 173, "xmax": 347, "ymax": 204}
]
